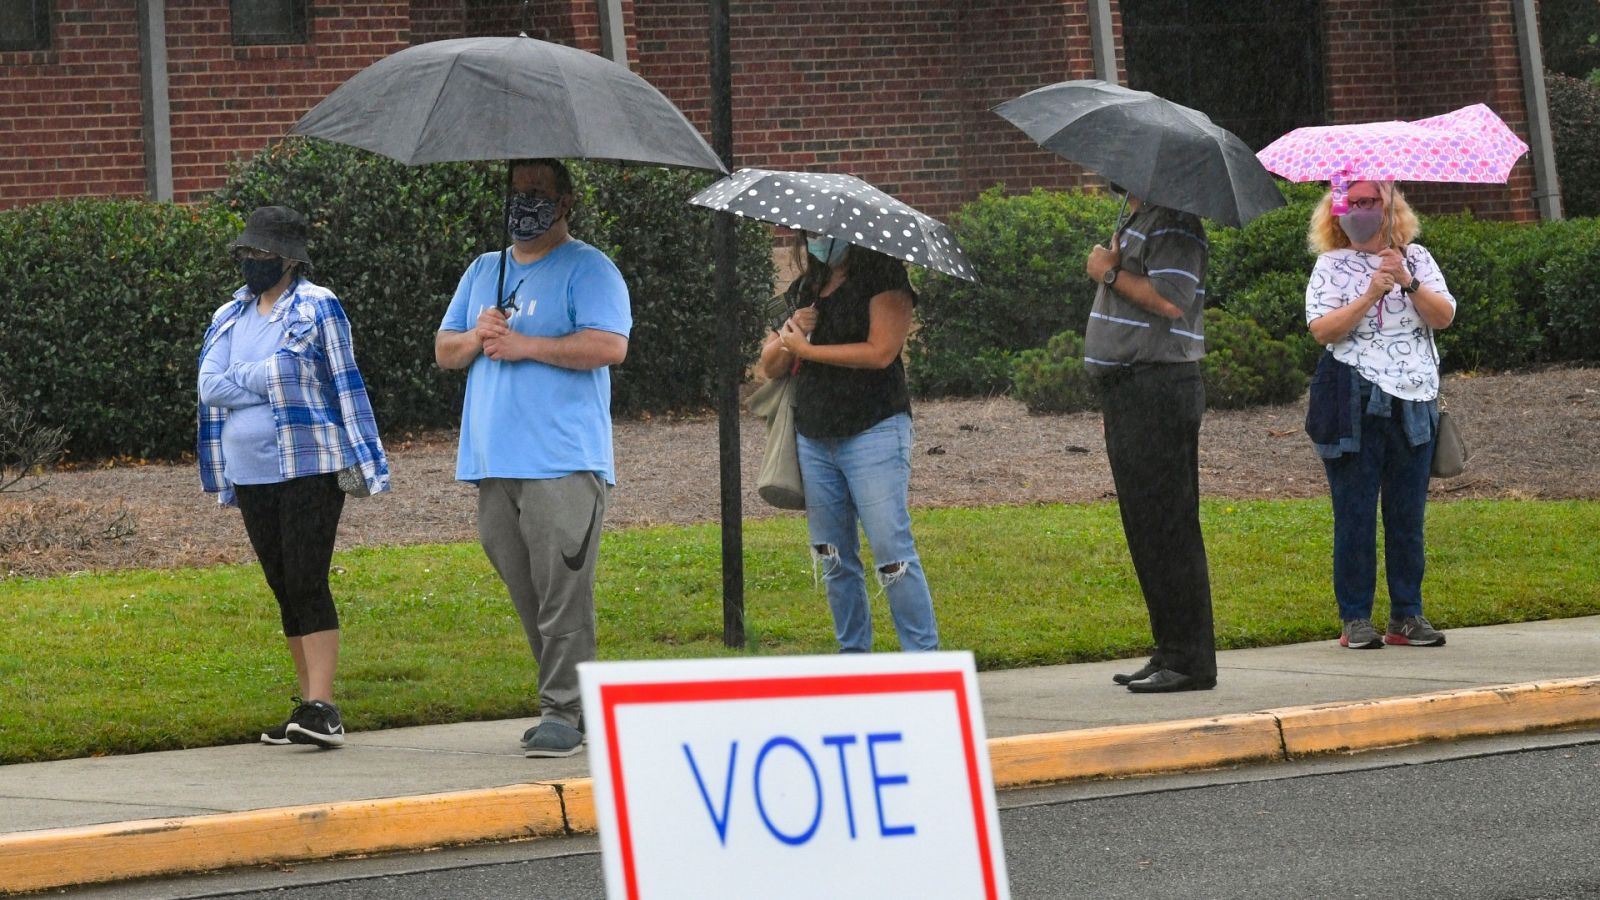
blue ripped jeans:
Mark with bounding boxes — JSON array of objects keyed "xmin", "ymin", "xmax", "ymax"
[{"xmin": 796, "ymin": 413, "xmax": 940, "ymax": 652}]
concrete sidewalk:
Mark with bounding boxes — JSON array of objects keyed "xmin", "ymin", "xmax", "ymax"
[{"xmin": 2, "ymin": 617, "xmax": 1598, "ymax": 893}]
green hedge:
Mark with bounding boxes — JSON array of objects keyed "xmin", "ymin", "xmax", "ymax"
[
  {"xmin": 0, "ymin": 201, "xmax": 243, "ymax": 460},
  {"xmin": 908, "ymin": 187, "xmax": 1122, "ymax": 397},
  {"xmin": 0, "ymin": 141, "xmax": 774, "ymax": 461},
  {"xmin": 1009, "ymin": 312, "xmax": 1308, "ymax": 415},
  {"xmin": 1009, "ymin": 331, "xmax": 1096, "ymax": 414},
  {"xmin": 1540, "ymin": 222, "xmax": 1600, "ymax": 361},
  {"xmin": 1199, "ymin": 309, "xmax": 1308, "ymax": 409},
  {"xmin": 911, "ymin": 181, "xmax": 1596, "ymax": 406}
]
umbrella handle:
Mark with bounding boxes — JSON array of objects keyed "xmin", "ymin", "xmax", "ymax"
[
  {"xmin": 1109, "ymin": 192, "xmax": 1130, "ymax": 243},
  {"xmin": 1330, "ymin": 171, "xmax": 1350, "ymax": 216}
]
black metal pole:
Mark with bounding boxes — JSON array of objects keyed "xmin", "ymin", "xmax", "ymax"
[{"xmin": 709, "ymin": 0, "xmax": 744, "ymax": 648}]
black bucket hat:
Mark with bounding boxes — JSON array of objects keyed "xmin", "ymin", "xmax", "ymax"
[{"xmin": 229, "ymin": 206, "xmax": 312, "ymax": 265}]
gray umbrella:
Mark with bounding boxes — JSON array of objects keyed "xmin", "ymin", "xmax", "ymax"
[
  {"xmin": 992, "ymin": 80, "xmax": 1283, "ymax": 228},
  {"xmin": 688, "ymin": 168, "xmax": 977, "ymax": 282},
  {"xmin": 290, "ymin": 35, "xmax": 725, "ymax": 172}
]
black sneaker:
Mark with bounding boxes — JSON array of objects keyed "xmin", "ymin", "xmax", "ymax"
[
  {"xmin": 286, "ymin": 700, "xmax": 346, "ymax": 748},
  {"xmin": 261, "ymin": 697, "xmax": 311, "ymax": 746}
]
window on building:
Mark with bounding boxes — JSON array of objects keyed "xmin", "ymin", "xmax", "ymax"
[
  {"xmin": 1122, "ymin": 0, "xmax": 1325, "ymax": 151},
  {"xmin": 231, "ymin": 0, "xmax": 308, "ymax": 46},
  {"xmin": 0, "ymin": 0, "xmax": 51, "ymax": 52}
]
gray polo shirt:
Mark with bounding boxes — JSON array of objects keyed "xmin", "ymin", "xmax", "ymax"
[{"xmin": 1082, "ymin": 204, "xmax": 1209, "ymax": 375}]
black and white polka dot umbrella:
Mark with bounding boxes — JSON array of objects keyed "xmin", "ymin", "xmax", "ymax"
[{"xmin": 689, "ymin": 168, "xmax": 977, "ymax": 282}]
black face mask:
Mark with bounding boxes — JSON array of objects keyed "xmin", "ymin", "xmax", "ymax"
[{"xmin": 241, "ymin": 257, "xmax": 286, "ymax": 295}]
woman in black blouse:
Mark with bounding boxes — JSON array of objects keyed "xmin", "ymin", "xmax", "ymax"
[{"xmin": 758, "ymin": 232, "xmax": 940, "ymax": 653}]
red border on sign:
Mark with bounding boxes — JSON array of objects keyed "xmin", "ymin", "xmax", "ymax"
[{"xmin": 598, "ymin": 671, "xmax": 998, "ymax": 900}]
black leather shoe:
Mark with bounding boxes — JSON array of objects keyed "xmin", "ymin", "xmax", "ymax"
[
  {"xmin": 1126, "ymin": 669, "xmax": 1217, "ymax": 693},
  {"xmin": 1112, "ymin": 660, "xmax": 1160, "ymax": 686}
]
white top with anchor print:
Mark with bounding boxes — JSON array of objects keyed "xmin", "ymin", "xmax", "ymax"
[{"xmin": 1305, "ymin": 244, "xmax": 1456, "ymax": 403}]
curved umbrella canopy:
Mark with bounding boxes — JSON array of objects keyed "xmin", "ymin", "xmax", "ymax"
[
  {"xmin": 689, "ymin": 168, "xmax": 977, "ymax": 281},
  {"xmin": 1256, "ymin": 103, "xmax": 1529, "ymax": 185},
  {"xmin": 993, "ymin": 79, "xmax": 1284, "ymax": 228},
  {"xmin": 291, "ymin": 35, "xmax": 726, "ymax": 172}
]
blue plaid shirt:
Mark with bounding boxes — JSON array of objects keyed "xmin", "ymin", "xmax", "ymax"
[{"xmin": 198, "ymin": 279, "xmax": 389, "ymax": 507}]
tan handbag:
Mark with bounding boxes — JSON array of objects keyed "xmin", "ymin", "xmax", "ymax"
[{"xmin": 746, "ymin": 375, "xmax": 805, "ymax": 509}]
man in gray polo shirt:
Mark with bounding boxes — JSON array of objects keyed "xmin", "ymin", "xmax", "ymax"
[{"xmin": 1083, "ymin": 188, "xmax": 1217, "ymax": 694}]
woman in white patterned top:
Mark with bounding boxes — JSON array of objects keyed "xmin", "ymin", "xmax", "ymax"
[{"xmin": 1304, "ymin": 180, "xmax": 1456, "ymax": 651}]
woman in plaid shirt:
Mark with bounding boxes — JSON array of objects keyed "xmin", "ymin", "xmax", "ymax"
[{"xmin": 198, "ymin": 206, "xmax": 389, "ymax": 749}]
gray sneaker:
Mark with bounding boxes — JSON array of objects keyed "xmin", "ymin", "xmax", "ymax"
[
  {"xmin": 523, "ymin": 720, "xmax": 585, "ymax": 758},
  {"xmin": 1386, "ymin": 615, "xmax": 1446, "ymax": 646},
  {"xmin": 1340, "ymin": 619, "xmax": 1384, "ymax": 649}
]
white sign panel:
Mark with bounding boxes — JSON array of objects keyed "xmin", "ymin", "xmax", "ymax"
[{"xmin": 578, "ymin": 651, "xmax": 1009, "ymax": 900}]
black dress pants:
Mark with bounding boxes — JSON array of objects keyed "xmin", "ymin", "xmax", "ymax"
[{"xmin": 1098, "ymin": 363, "xmax": 1217, "ymax": 680}]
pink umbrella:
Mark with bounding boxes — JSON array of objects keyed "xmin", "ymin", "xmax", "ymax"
[{"xmin": 1256, "ymin": 103, "xmax": 1529, "ymax": 212}]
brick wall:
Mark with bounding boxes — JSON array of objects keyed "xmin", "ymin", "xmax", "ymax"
[
  {"xmin": 410, "ymin": 0, "xmax": 466, "ymax": 44},
  {"xmin": 0, "ymin": 1, "xmax": 147, "ymax": 205},
  {"xmin": 0, "ymin": 1, "xmax": 409, "ymax": 209},
  {"xmin": 0, "ymin": 0, "xmax": 1543, "ymax": 220},
  {"xmin": 630, "ymin": 0, "xmax": 1097, "ymax": 221},
  {"xmin": 1322, "ymin": 0, "xmax": 1537, "ymax": 221},
  {"xmin": 162, "ymin": 1, "xmax": 408, "ymax": 202}
]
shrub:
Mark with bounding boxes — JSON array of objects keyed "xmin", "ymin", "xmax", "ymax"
[
  {"xmin": 0, "ymin": 200, "xmax": 243, "ymax": 460},
  {"xmin": 1010, "ymin": 331, "xmax": 1097, "ymax": 414},
  {"xmin": 215, "ymin": 138, "xmax": 775, "ymax": 427},
  {"xmin": 1415, "ymin": 215, "xmax": 1543, "ymax": 372},
  {"xmin": 1201, "ymin": 310, "xmax": 1308, "ymax": 409},
  {"xmin": 1546, "ymin": 72, "xmax": 1600, "ymax": 218},
  {"xmin": 1539, "ymin": 221, "xmax": 1600, "ymax": 363},
  {"xmin": 908, "ymin": 186, "xmax": 1122, "ymax": 397},
  {"xmin": 0, "ymin": 389, "xmax": 67, "ymax": 493},
  {"xmin": 1204, "ymin": 192, "xmax": 1321, "ymax": 309},
  {"xmin": 569, "ymin": 164, "xmax": 774, "ymax": 417}
]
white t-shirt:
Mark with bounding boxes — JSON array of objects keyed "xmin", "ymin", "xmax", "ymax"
[{"xmin": 1305, "ymin": 244, "xmax": 1456, "ymax": 402}]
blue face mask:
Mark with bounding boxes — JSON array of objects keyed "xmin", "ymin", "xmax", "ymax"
[
  {"xmin": 806, "ymin": 235, "xmax": 847, "ymax": 266},
  {"xmin": 240, "ymin": 256, "xmax": 286, "ymax": 295},
  {"xmin": 507, "ymin": 192, "xmax": 559, "ymax": 242}
]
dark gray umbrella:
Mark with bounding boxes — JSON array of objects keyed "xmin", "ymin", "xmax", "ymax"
[
  {"xmin": 688, "ymin": 168, "xmax": 977, "ymax": 282},
  {"xmin": 992, "ymin": 80, "xmax": 1283, "ymax": 228},
  {"xmin": 290, "ymin": 35, "xmax": 725, "ymax": 172}
]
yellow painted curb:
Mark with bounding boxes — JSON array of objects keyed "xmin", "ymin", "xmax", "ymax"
[
  {"xmin": 3, "ymin": 676, "xmax": 1597, "ymax": 894},
  {"xmin": 1273, "ymin": 675, "xmax": 1600, "ymax": 757},
  {"xmin": 988, "ymin": 712, "xmax": 1284, "ymax": 788},
  {"xmin": 0, "ymin": 781, "xmax": 573, "ymax": 895}
]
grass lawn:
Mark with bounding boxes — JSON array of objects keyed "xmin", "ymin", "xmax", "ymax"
[{"xmin": 2, "ymin": 498, "xmax": 1596, "ymax": 763}]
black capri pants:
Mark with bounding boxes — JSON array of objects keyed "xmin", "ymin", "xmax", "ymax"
[{"xmin": 235, "ymin": 473, "xmax": 346, "ymax": 637}]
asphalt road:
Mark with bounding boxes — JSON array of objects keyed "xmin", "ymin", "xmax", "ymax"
[{"xmin": 58, "ymin": 734, "xmax": 1600, "ymax": 900}]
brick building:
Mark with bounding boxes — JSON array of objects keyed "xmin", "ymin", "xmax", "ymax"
[{"xmin": 0, "ymin": 1, "xmax": 1561, "ymax": 220}]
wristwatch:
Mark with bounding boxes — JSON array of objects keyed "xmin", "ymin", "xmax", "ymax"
[
  {"xmin": 1102, "ymin": 265, "xmax": 1121, "ymax": 286},
  {"xmin": 1401, "ymin": 275, "xmax": 1419, "ymax": 294}
]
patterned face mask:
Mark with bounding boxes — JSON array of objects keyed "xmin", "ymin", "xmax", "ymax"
[{"xmin": 506, "ymin": 192, "xmax": 559, "ymax": 242}]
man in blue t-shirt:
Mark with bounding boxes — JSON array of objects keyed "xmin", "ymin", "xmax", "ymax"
[{"xmin": 436, "ymin": 158, "xmax": 632, "ymax": 759}]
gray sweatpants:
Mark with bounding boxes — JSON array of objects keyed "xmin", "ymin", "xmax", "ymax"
[{"xmin": 477, "ymin": 473, "xmax": 608, "ymax": 729}]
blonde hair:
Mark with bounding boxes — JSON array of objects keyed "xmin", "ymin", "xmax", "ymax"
[{"xmin": 1306, "ymin": 181, "xmax": 1421, "ymax": 253}]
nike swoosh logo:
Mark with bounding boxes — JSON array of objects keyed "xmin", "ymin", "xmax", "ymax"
[{"xmin": 562, "ymin": 492, "xmax": 602, "ymax": 572}]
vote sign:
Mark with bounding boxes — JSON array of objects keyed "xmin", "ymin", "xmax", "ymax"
[{"xmin": 579, "ymin": 652, "xmax": 1009, "ymax": 900}]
